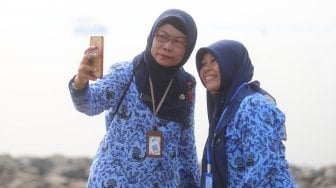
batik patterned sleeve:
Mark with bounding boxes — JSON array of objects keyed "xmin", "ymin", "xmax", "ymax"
[
  {"xmin": 227, "ymin": 93, "xmax": 297, "ymax": 187},
  {"xmin": 69, "ymin": 61, "xmax": 133, "ymax": 116},
  {"xmin": 178, "ymin": 86, "xmax": 201, "ymax": 188}
]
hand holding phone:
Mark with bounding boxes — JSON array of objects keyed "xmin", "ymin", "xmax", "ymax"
[{"xmin": 89, "ymin": 36, "xmax": 104, "ymax": 78}]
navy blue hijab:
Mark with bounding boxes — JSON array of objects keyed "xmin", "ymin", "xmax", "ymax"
[
  {"xmin": 133, "ymin": 9, "xmax": 197, "ymax": 125},
  {"xmin": 196, "ymin": 40, "xmax": 254, "ymax": 128}
]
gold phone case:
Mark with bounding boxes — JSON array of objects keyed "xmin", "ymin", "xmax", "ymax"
[{"xmin": 89, "ymin": 36, "xmax": 104, "ymax": 78}]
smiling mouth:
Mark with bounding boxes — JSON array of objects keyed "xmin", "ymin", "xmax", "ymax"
[
  {"xmin": 205, "ymin": 76, "xmax": 212, "ymax": 81},
  {"xmin": 204, "ymin": 75, "xmax": 215, "ymax": 82}
]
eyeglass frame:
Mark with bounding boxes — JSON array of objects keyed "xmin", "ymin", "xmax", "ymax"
[{"xmin": 154, "ymin": 30, "xmax": 188, "ymax": 49}]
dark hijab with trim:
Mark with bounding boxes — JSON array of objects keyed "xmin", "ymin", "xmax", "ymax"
[
  {"xmin": 133, "ymin": 9, "xmax": 197, "ymax": 125},
  {"xmin": 195, "ymin": 40, "xmax": 254, "ymax": 127}
]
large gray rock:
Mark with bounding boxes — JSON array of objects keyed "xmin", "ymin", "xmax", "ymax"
[{"xmin": 0, "ymin": 154, "xmax": 90, "ymax": 188}]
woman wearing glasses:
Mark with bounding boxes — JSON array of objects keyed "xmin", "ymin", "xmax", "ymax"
[{"xmin": 68, "ymin": 9, "xmax": 200, "ymax": 187}]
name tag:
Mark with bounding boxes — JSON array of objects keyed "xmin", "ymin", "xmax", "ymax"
[{"xmin": 146, "ymin": 130, "xmax": 163, "ymax": 157}]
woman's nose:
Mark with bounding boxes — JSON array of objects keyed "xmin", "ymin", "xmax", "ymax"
[
  {"xmin": 202, "ymin": 63, "xmax": 211, "ymax": 72},
  {"xmin": 162, "ymin": 42, "xmax": 173, "ymax": 51}
]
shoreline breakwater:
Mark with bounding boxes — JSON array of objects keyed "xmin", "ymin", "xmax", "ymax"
[{"xmin": 0, "ymin": 154, "xmax": 335, "ymax": 188}]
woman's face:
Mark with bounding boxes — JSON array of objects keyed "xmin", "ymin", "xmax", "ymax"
[
  {"xmin": 199, "ymin": 52, "xmax": 221, "ymax": 92},
  {"xmin": 151, "ymin": 24, "xmax": 187, "ymax": 67}
]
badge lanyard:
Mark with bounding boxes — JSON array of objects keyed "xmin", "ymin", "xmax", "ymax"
[
  {"xmin": 146, "ymin": 77, "xmax": 173, "ymax": 157},
  {"xmin": 205, "ymin": 82, "xmax": 247, "ymax": 187}
]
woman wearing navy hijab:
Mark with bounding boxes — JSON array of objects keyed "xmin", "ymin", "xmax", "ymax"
[
  {"xmin": 195, "ymin": 40, "xmax": 297, "ymax": 187},
  {"xmin": 69, "ymin": 9, "xmax": 200, "ymax": 187}
]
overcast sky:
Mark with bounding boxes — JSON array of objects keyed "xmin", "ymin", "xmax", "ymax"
[{"xmin": 1, "ymin": 0, "xmax": 335, "ymax": 168}]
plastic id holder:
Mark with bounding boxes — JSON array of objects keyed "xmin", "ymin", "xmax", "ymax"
[{"xmin": 205, "ymin": 172, "xmax": 213, "ymax": 188}]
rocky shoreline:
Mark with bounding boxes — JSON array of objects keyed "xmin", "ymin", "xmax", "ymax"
[{"xmin": 0, "ymin": 154, "xmax": 335, "ymax": 188}]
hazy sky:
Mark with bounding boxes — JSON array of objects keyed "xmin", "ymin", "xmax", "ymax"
[{"xmin": 1, "ymin": 0, "xmax": 335, "ymax": 168}]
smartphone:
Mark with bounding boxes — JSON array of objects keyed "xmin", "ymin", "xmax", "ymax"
[{"xmin": 89, "ymin": 36, "xmax": 104, "ymax": 78}]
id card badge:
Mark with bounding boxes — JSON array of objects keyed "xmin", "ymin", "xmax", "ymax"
[
  {"xmin": 146, "ymin": 130, "xmax": 163, "ymax": 157},
  {"xmin": 205, "ymin": 172, "xmax": 213, "ymax": 188}
]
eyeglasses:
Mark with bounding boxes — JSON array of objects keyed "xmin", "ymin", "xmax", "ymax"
[{"xmin": 154, "ymin": 31, "xmax": 187, "ymax": 49}]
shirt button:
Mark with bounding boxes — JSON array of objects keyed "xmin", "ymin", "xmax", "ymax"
[{"xmin": 179, "ymin": 94, "xmax": 186, "ymax": 100}]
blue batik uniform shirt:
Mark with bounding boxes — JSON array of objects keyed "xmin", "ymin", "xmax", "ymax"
[{"xmin": 69, "ymin": 61, "xmax": 200, "ymax": 187}]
